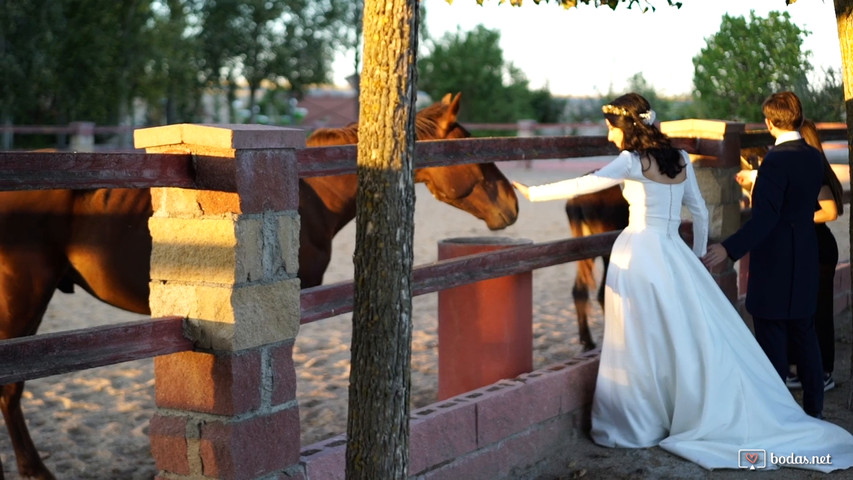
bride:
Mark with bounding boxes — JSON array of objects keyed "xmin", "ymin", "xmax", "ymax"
[{"xmin": 512, "ymin": 92, "xmax": 853, "ymax": 471}]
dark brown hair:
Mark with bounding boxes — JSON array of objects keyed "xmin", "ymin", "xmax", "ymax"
[
  {"xmin": 602, "ymin": 92, "xmax": 683, "ymax": 178},
  {"xmin": 762, "ymin": 91, "xmax": 803, "ymax": 131},
  {"xmin": 801, "ymin": 119, "xmax": 844, "ymax": 215}
]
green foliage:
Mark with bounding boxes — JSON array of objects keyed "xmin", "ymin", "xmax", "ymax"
[
  {"xmin": 468, "ymin": 0, "xmax": 682, "ymax": 12},
  {"xmin": 692, "ymin": 11, "xmax": 811, "ymax": 122},
  {"xmin": 194, "ymin": 0, "xmax": 357, "ymax": 123},
  {"xmin": 797, "ymin": 67, "xmax": 846, "ymax": 122},
  {"xmin": 622, "ymin": 72, "xmax": 695, "ymax": 122},
  {"xmin": 418, "ymin": 25, "xmax": 563, "ymax": 128},
  {"xmin": 1, "ymin": 0, "xmax": 153, "ymax": 125},
  {"xmin": 1, "ymin": 0, "xmax": 359, "ymax": 128}
]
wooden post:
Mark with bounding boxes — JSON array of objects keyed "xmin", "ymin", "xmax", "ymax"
[
  {"xmin": 134, "ymin": 124, "xmax": 305, "ymax": 479},
  {"xmin": 69, "ymin": 121, "xmax": 95, "ymax": 152},
  {"xmin": 661, "ymin": 120, "xmax": 745, "ymax": 305}
]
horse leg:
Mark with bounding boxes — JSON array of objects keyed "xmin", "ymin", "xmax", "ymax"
[
  {"xmin": 0, "ymin": 383, "xmax": 56, "ymax": 480},
  {"xmin": 0, "ymin": 256, "xmax": 66, "ymax": 479},
  {"xmin": 598, "ymin": 254, "xmax": 611, "ymax": 307},
  {"xmin": 573, "ymin": 257, "xmax": 597, "ymax": 351}
]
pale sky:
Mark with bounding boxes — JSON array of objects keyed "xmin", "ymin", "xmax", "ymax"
[{"xmin": 333, "ymin": 0, "xmax": 843, "ymax": 98}]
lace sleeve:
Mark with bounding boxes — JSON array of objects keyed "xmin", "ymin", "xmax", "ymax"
[
  {"xmin": 682, "ymin": 152, "xmax": 709, "ymax": 257},
  {"xmin": 526, "ymin": 151, "xmax": 632, "ymax": 202}
]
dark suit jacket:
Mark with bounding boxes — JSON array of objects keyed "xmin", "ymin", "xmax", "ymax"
[{"xmin": 722, "ymin": 139, "xmax": 823, "ymax": 319}]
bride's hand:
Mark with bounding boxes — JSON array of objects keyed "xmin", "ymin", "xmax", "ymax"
[
  {"xmin": 512, "ymin": 181, "xmax": 530, "ymax": 200},
  {"xmin": 702, "ymin": 244, "xmax": 729, "ymax": 268}
]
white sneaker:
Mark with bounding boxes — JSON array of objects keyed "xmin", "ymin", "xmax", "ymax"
[
  {"xmin": 786, "ymin": 374, "xmax": 802, "ymax": 389},
  {"xmin": 786, "ymin": 373, "xmax": 835, "ymax": 391},
  {"xmin": 824, "ymin": 373, "xmax": 836, "ymax": 392}
]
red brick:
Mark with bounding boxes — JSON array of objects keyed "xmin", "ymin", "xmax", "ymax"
[
  {"xmin": 149, "ymin": 414, "xmax": 190, "ymax": 475},
  {"xmin": 235, "ymin": 149, "xmax": 299, "ymax": 213},
  {"xmin": 200, "ymin": 407, "xmax": 301, "ymax": 479},
  {"xmin": 270, "ymin": 341, "xmax": 298, "ymax": 406},
  {"xmin": 155, "ymin": 349, "xmax": 262, "ymax": 415}
]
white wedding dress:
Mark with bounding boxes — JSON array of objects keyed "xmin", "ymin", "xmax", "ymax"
[{"xmin": 526, "ymin": 151, "xmax": 853, "ymax": 471}]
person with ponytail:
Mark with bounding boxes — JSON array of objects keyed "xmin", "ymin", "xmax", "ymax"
[{"xmin": 785, "ymin": 118, "xmax": 844, "ymax": 392}]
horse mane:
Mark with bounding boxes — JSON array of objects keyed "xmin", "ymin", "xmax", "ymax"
[
  {"xmin": 306, "ymin": 124, "xmax": 359, "ymax": 147},
  {"xmin": 305, "ymin": 93, "xmax": 464, "ymax": 147}
]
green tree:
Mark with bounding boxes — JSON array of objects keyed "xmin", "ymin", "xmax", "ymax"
[
  {"xmin": 529, "ymin": 87, "xmax": 566, "ymax": 123},
  {"xmin": 140, "ymin": 0, "xmax": 205, "ymax": 125},
  {"xmin": 692, "ymin": 11, "xmax": 811, "ymax": 122},
  {"xmin": 1, "ymin": 0, "xmax": 153, "ymax": 127},
  {"xmin": 198, "ymin": 0, "xmax": 357, "ymax": 123},
  {"xmin": 798, "ymin": 67, "xmax": 846, "ymax": 122},
  {"xmin": 471, "ymin": 0, "xmax": 682, "ymax": 10},
  {"xmin": 418, "ymin": 25, "xmax": 535, "ymax": 124}
]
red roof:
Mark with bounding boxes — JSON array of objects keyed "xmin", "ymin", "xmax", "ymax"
[{"xmin": 299, "ymin": 91, "xmax": 358, "ymax": 129}]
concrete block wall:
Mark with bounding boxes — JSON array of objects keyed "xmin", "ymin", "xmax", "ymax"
[{"xmin": 299, "ymin": 350, "xmax": 600, "ymax": 480}]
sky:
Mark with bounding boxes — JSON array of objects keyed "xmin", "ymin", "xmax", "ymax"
[{"xmin": 333, "ymin": 0, "xmax": 843, "ymax": 98}]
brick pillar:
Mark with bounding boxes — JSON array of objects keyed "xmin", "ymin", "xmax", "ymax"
[
  {"xmin": 661, "ymin": 119, "xmax": 745, "ymax": 304},
  {"xmin": 134, "ymin": 124, "xmax": 305, "ymax": 479}
]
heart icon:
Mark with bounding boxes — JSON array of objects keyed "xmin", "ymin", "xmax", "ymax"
[{"xmin": 745, "ymin": 453, "xmax": 759, "ymax": 464}]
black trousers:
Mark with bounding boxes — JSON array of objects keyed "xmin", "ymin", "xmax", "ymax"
[
  {"xmin": 789, "ymin": 225, "xmax": 837, "ymax": 374},
  {"xmin": 815, "ymin": 223, "xmax": 838, "ymax": 373},
  {"xmin": 753, "ymin": 315, "xmax": 824, "ymax": 417}
]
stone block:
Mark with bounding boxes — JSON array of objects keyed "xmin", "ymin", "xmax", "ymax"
[
  {"xmin": 149, "ymin": 216, "xmax": 239, "ymax": 284},
  {"xmin": 275, "ymin": 212, "xmax": 301, "ymax": 277},
  {"xmin": 149, "ymin": 279, "xmax": 301, "ymax": 351}
]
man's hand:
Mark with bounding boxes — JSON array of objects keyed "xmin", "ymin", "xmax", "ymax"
[{"xmin": 702, "ymin": 243, "xmax": 729, "ymax": 268}]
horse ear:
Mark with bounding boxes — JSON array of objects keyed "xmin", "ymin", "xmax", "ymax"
[{"xmin": 447, "ymin": 92, "xmax": 461, "ymax": 117}]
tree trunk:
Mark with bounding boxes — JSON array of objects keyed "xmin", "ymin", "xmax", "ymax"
[
  {"xmin": 833, "ymin": 0, "xmax": 853, "ymax": 408},
  {"xmin": 346, "ymin": 0, "xmax": 418, "ymax": 478}
]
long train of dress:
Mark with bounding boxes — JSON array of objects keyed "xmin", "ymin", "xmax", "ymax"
[{"xmin": 526, "ymin": 151, "xmax": 853, "ymax": 471}]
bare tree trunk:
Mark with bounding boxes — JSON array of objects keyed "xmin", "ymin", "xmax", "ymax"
[
  {"xmin": 346, "ymin": 0, "xmax": 418, "ymax": 478},
  {"xmin": 833, "ymin": 0, "xmax": 853, "ymax": 408}
]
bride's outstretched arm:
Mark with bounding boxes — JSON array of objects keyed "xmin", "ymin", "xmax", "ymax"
[{"xmin": 513, "ymin": 151, "xmax": 632, "ymax": 202}]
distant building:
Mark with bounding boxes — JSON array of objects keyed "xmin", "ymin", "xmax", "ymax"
[{"xmin": 299, "ymin": 88, "xmax": 358, "ymax": 129}]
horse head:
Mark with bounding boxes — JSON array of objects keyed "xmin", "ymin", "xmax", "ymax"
[{"xmin": 413, "ymin": 93, "xmax": 518, "ymax": 230}]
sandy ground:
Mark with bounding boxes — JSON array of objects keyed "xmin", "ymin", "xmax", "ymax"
[{"xmin": 0, "ymin": 158, "xmax": 850, "ymax": 479}]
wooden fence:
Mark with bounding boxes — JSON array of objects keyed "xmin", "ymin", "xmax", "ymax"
[{"xmin": 0, "ymin": 120, "xmax": 848, "ymax": 479}]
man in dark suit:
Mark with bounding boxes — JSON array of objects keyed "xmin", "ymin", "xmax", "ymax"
[{"xmin": 703, "ymin": 91, "xmax": 825, "ymax": 418}]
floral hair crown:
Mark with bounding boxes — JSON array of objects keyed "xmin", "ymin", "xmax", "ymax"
[{"xmin": 601, "ymin": 104, "xmax": 656, "ymax": 125}]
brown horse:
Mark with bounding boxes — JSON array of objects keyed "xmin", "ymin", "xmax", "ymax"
[
  {"xmin": 565, "ymin": 185, "xmax": 628, "ymax": 351},
  {"xmin": 299, "ymin": 92, "xmax": 518, "ymax": 286},
  {"xmin": 0, "ymin": 92, "xmax": 517, "ymax": 479}
]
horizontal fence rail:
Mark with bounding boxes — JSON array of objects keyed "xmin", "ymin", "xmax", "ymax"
[
  {"xmin": 0, "ymin": 122, "xmax": 848, "ymax": 386},
  {"xmin": 0, "ymin": 152, "xmax": 194, "ymax": 191},
  {"xmin": 300, "ymin": 231, "xmax": 620, "ymax": 324},
  {"xmin": 0, "ymin": 316, "xmax": 190, "ymax": 384}
]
